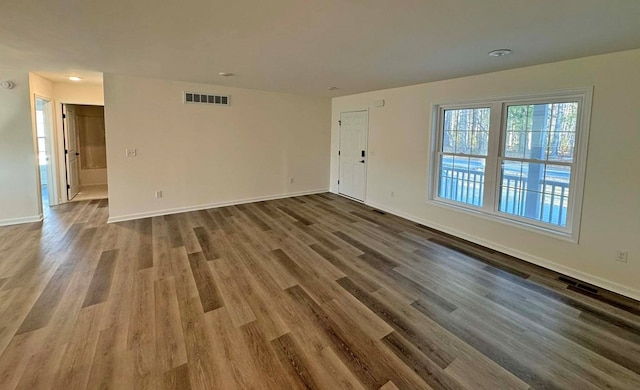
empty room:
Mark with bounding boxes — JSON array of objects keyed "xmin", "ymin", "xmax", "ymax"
[{"xmin": 1, "ymin": 1, "xmax": 639, "ymax": 389}]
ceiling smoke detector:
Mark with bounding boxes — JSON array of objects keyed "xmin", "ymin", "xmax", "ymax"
[
  {"xmin": 0, "ymin": 80, "xmax": 14, "ymax": 89},
  {"xmin": 328, "ymin": 86, "xmax": 339, "ymax": 90},
  {"xmin": 218, "ymin": 72, "xmax": 234, "ymax": 77},
  {"xmin": 68, "ymin": 76, "xmax": 82, "ymax": 81},
  {"xmin": 488, "ymin": 49, "xmax": 512, "ymax": 57}
]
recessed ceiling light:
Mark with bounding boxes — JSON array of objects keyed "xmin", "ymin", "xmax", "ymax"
[
  {"xmin": 218, "ymin": 72, "xmax": 234, "ymax": 77},
  {"xmin": 328, "ymin": 86, "xmax": 339, "ymax": 90},
  {"xmin": 68, "ymin": 76, "xmax": 82, "ymax": 81},
  {"xmin": 488, "ymin": 49, "xmax": 512, "ymax": 57}
]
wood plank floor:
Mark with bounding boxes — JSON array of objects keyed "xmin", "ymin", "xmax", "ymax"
[{"xmin": 1, "ymin": 193, "xmax": 639, "ymax": 389}]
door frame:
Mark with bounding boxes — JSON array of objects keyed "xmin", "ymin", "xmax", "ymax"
[
  {"xmin": 55, "ymin": 102, "xmax": 77, "ymax": 204},
  {"xmin": 338, "ymin": 109, "xmax": 369, "ymax": 202},
  {"xmin": 56, "ymin": 102, "xmax": 107, "ymax": 203},
  {"xmin": 62, "ymin": 104, "xmax": 81, "ymax": 201},
  {"xmin": 32, "ymin": 94, "xmax": 60, "ymax": 207}
]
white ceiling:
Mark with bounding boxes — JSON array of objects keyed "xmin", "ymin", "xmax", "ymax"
[
  {"xmin": 35, "ymin": 70, "xmax": 103, "ymax": 85},
  {"xmin": 2, "ymin": 0, "xmax": 640, "ymax": 96}
]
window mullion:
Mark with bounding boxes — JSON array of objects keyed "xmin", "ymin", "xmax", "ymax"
[{"xmin": 482, "ymin": 102, "xmax": 502, "ymax": 213}]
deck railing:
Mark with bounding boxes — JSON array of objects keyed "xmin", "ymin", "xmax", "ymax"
[{"xmin": 439, "ymin": 167, "xmax": 569, "ymax": 226}]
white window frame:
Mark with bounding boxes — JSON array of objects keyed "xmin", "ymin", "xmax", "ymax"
[{"xmin": 428, "ymin": 88, "xmax": 593, "ymax": 243}]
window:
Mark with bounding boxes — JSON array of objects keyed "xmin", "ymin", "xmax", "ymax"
[
  {"xmin": 36, "ymin": 107, "xmax": 48, "ymax": 166},
  {"xmin": 430, "ymin": 89, "xmax": 591, "ymax": 241},
  {"xmin": 438, "ymin": 107, "xmax": 490, "ymax": 207}
]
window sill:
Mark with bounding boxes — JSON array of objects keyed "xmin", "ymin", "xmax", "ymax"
[{"xmin": 426, "ymin": 197, "xmax": 579, "ymax": 244}]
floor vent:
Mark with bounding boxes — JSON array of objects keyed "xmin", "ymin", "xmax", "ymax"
[
  {"xmin": 558, "ymin": 276, "xmax": 578, "ymax": 286},
  {"xmin": 184, "ymin": 92, "xmax": 230, "ymax": 106},
  {"xmin": 575, "ymin": 283, "xmax": 599, "ymax": 294},
  {"xmin": 561, "ymin": 276, "xmax": 600, "ymax": 295}
]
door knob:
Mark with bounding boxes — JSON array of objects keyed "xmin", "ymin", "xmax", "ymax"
[{"xmin": 359, "ymin": 160, "xmax": 365, "ymax": 163}]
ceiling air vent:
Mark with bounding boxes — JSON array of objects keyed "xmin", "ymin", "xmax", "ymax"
[{"xmin": 184, "ymin": 92, "xmax": 230, "ymax": 106}]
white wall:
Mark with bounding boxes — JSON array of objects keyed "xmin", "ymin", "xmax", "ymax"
[
  {"xmin": 104, "ymin": 74, "xmax": 331, "ymax": 221},
  {"xmin": 331, "ymin": 49, "xmax": 640, "ymax": 300},
  {"xmin": 79, "ymin": 169, "xmax": 107, "ymax": 186},
  {"xmin": 0, "ymin": 71, "xmax": 41, "ymax": 225},
  {"xmin": 53, "ymin": 82, "xmax": 104, "ymax": 106}
]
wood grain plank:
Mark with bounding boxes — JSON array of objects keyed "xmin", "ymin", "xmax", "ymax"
[
  {"xmin": 271, "ymin": 332, "xmax": 320, "ymax": 390},
  {"xmin": 209, "ymin": 257, "xmax": 256, "ymax": 327},
  {"xmin": 444, "ymin": 357, "xmax": 530, "ymax": 390},
  {"xmin": 85, "ymin": 325, "xmax": 132, "ymax": 390},
  {"xmin": 411, "ymin": 299, "xmax": 562, "ymax": 390},
  {"xmin": 197, "ymin": 209, "xmax": 219, "ymax": 231},
  {"xmin": 187, "ymin": 251, "xmax": 224, "ymax": 312},
  {"xmin": 310, "ymin": 243, "xmax": 380, "ymax": 293},
  {"xmin": 135, "ymin": 218, "xmax": 154, "ymax": 270},
  {"xmin": 286, "ymin": 284, "xmax": 430, "ymax": 389},
  {"xmin": 240, "ymin": 322, "xmax": 298, "ymax": 389},
  {"xmin": 14, "ymin": 267, "xmax": 74, "ymax": 335},
  {"xmin": 162, "ymin": 363, "xmax": 190, "ymax": 390},
  {"xmin": 278, "ymin": 206, "xmax": 313, "ymax": 226},
  {"xmin": 127, "ymin": 268, "xmax": 155, "ymax": 349},
  {"xmin": 193, "ymin": 226, "xmax": 220, "ymax": 261},
  {"xmin": 82, "ymin": 249, "xmax": 119, "ymax": 308},
  {"xmin": 154, "ymin": 277, "xmax": 188, "ymax": 372},
  {"xmin": 337, "ymin": 277, "xmax": 456, "ymax": 368},
  {"xmin": 14, "ymin": 227, "xmax": 98, "ymax": 335},
  {"xmin": 164, "ymin": 215, "xmax": 184, "ymax": 248},
  {"xmin": 52, "ymin": 305, "xmax": 104, "ymax": 390}
]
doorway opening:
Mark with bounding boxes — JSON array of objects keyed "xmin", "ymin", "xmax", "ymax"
[
  {"xmin": 35, "ymin": 97, "xmax": 56, "ymax": 207},
  {"xmin": 62, "ymin": 104, "xmax": 108, "ymax": 201}
]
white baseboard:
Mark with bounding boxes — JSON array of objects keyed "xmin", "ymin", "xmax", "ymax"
[
  {"xmin": 361, "ymin": 198, "xmax": 640, "ymax": 302},
  {"xmin": 0, "ymin": 214, "xmax": 43, "ymax": 227},
  {"xmin": 107, "ymin": 188, "xmax": 329, "ymax": 224}
]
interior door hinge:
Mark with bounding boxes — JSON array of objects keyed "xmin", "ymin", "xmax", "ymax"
[
  {"xmin": 67, "ymin": 184, "xmax": 70, "ymax": 189},
  {"xmin": 338, "ymin": 150, "xmax": 341, "ymax": 156},
  {"xmin": 338, "ymin": 180, "xmax": 340, "ymax": 185},
  {"xmin": 338, "ymin": 120, "xmax": 341, "ymax": 126},
  {"xmin": 65, "ymin": 149, "xmax": 68, "ymax": 154},
  {"xmin": 62, "ymin": 113, "xmax": 66, "ymax": 119}
]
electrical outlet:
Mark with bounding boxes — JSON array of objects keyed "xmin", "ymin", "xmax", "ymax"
[
  {"xmin": 615, "ymin": 250, "xmax": 628, "ymax": 263},
  {"xmin": 126, "ymin": 148, "xmax": 137, "ymax": 157},
  {"xmin": 155, "ymin": 190, "xmax": 163, "ymax": 199},
  {"xmin": 289, "ymin": 177, "xmax": 294, "ymax": 184}
]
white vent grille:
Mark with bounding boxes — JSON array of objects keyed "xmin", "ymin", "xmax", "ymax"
[{"xmin": 184, "ymin": 92, "xmax": 230, "ymax": 106}]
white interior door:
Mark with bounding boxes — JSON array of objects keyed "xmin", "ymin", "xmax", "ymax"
[
  {"xmin": 339, "ymin": 110, "xmax": 368, "ymax": 201},
  {"xmin": 63, "ymin": 105, "xmax": 80, "ymax": 200}
]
